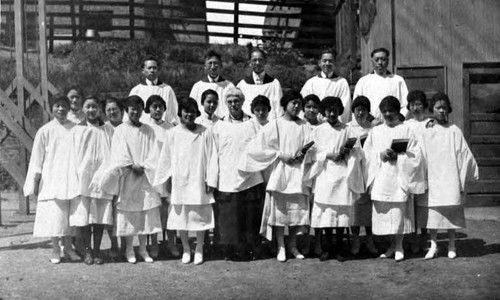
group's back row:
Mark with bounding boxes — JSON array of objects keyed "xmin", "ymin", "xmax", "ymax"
[{"xmin": 65, "ymin": 47, "xmax": 407, "ymax": 127}]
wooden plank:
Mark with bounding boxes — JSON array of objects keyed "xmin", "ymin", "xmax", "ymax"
[
  {"xmin": 0, "ymin": 88, "xmax": 38, "ymax": 138},
  {"xmin": 0, "ymin": 107, "xmax": 34, "ymax": 151},
  {"xmin": 38, "ymin": 0, "xmax": 50, "ymax": 124},
  {"xmin": 470, "ymin": 135, "xmax": 500, "ymax": 143},
  {"xmin": 465, "ymin": 194, "xmax": 500, "ymax": 207},
  {"xmin": 471, "ymin": 144, "xmax": 500, "ymax": 158},
  {"xmin": 467, "ymin": 180, "xmax": 500, "ymax": 194},
  {"xmin": 233, "ymin": 0, "xmax": 239, "ymax": 44},
  {"xmin": 477, "ymin": 158, "xmax": 500, "ymax": 166},
  {"xmin": 129, "ymin": 0, "xmax": 135, "ymax": 39},
  {"xmin": 69, "ymin": 0, "xmax": 76, "ymax": 43},
  {"xmin": 477, "ymin": 166, "xmax": 500, "ymax": 180},
  {"xmin": 0, "ymin": 151, "xmax": 26, "ymax": 189},
  {"xmin": 14, "ymin": 0, "xmax": 25, "ymax": 114},
  {"xmin": 470, "ymin": 114, "xmax": 500, "ymax": 121}
]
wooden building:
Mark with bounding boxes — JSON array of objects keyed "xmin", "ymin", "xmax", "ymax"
[{"xmin": 359, "ymin": 0, "xmax": 500, "ymax": 206}]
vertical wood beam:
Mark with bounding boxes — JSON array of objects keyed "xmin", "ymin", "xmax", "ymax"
[
  {"xmin": 129, "ymin": 0, "xmax": 135, "ymax": 39},
  {"xmin": 233, "ymin": 0, "xmax": 239, "ymax": 44},
  {"xmin": 70, "ymin": 0, "xmax": 76, "ymax": 43},
  {"xmin": 38, "ymin": 0, "xmax": 49, "ymax": 123}
]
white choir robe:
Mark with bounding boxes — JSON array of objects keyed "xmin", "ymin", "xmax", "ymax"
[
  {"xmin": 236, "ymin": 74, "xmax": 283, "ymax": 120},
  {"xmin": 97, "ymin": 121, "xmax": 162, "ymax": 236},
  {"xmin": 142, "ymin": 115, "xmax": 174, "ymax": 151},
  {"xmin": 353, "ymin": 72, "xmax": 409, "ymax": 123},
  {"xmin": 416, "ymin": 124, "xmax": 479, "ymax": 229},
  {"xmin": 306, "ymin": 122, "xmax": 364, "ymax": 228},
  {"xmin": 363, "ymin": 123, "xmax": 425, "ymax": 235},
  {"xmin": 128, "ymin": 81, "xmax": 179, "ymax": 125},
  {"xmin": 24, "ymin": 119, "xmax": 79, "ymax": 237},
  {"xmin": 300, "ymin": 75, "xmax": 352, "ymax": 123},
  {"xmin": 154, "ymin": 124, "xmax": 216, "ymax": 231},
  {"xmin": 67, "ymin": 110, "xmax": 86, "ymax": 125},
  {"xmin": 71, "ymin": 123, "xmax": 114, "ymax": 226},
  {"xmin": 239, "ymin": 117, "xmax": 312, "ymax": 238},
  {"xmin": 189, "ymin": 77, "xmax": 235, "ymax": 118},
  {"xmin": 347, "ymin": 120, "xmax": 374, "ymax": 227},
  {"xmin": 207, "ymin": 120, "xmax": 264, "ymax": 193},
  {"xmin": 195, "ymin": 113, "xmax": 221, "ymax": 128}
]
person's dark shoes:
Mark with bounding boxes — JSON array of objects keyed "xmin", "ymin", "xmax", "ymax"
[
  {"xmin": 319, "ymin": 251, "xmax": 330, "ymax": 261},
  {"xmin": 84, "ymin": 249, "xmax": 94, "ymax": 265}
]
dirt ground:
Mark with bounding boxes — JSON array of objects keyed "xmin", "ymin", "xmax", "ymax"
[{"xmin": 1, "ymin": 193, "xmax": 499, "ymax": 300}]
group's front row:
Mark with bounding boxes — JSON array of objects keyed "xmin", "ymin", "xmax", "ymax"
[{"xmin": 24, "ymin": 88, "xmax": 478, "ymax": 266}]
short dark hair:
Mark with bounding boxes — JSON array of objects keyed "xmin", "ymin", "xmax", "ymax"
[
  {"xmin": 145, "ymin": 95, "xmax": 166, "ymax": 114},
  {"xmin": 124, "ymin": 95, "xmax": 145, "ymax": 112},
  {"xmin": 82, "ymin": 95, "xmax": 102, "ymax": 111},
  {"xmin": 142, "ymin": 55, "xmax": 160, "ymax": 68},
  {"xmin": 407, "ymin": 90, "xmax": 428, "ymax": 110},
  {"xmin": 204, "ymin": 50, "xmax": 222, "ymax": 62},
  {"xmin": 371, "ymin": 47, "xmax": 390, "ymax": 58},
  {"xmin": 248, "ymin": 48, "xmax": 267, "ymax": 60},
  {"xmin": 319, "ymin": 48, "xmax": 337, "ymax": 59},
  {"xmin": 251, "ymin": 95, "xmax": 271, "ymax": 113},
  {"xmin": 320, "ymin": 96, "xmax": 344, "ymax": 116},
  {"xmin": 429, "ymin": 92, "xmax": 452, "ymax": 113},
  {"xmin": 201, "ymin": 89, "xmax": 218, "ymax": 105},
  {"xmin": 379, "ymin": 96, "xmax": 401, "ymax": 112},
  {"xmin": 302, "ymin": 94, "xmax": 321, "ymax": 111},
  {"xmin": 65, "ymin": 86, "xmax": 83, "ymax": 98},
  {"xmin": 178, "ymin": 97, "xmax": 201, "ymax": 118},
  {"xmin": 280, "ymin": 90, "xmax": 303, "ymax": 109},
  {"xmin": 49, "ymin": 93, "xmax": 70, "ymax": 109},
  {"xmin": 104, "ymin": 96, "xmax": 125, "ymax": 113},
  {"xmin": 351, "ymin": 96, "xmax": 371, "ymax": 113}
]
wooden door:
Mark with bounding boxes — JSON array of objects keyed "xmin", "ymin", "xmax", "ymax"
[{"xmin": 464, "ymin": 63, "xmax": 500, "ymax": 207}]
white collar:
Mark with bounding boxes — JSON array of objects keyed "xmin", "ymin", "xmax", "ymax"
[
  {"xmin": 252, "ymin": 71, "xmax": 265, "ymax": 83},
  {"xmin": 321, "ymin": 71, "xmax": 334, "ymax": 79},
  {"xmin": 208, "ymin": 75, "xmax": 219, "ymax": 83},
  {"xmin": 146, "ymin": 78, "xmax": 158, "ymax": 86}
]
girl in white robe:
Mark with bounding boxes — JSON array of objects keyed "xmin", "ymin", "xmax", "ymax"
[
  {"xmin": 154, "ymin": 97, "xmax": 216, "ymax": 265},
  {"xmin": 195, "ymin": 89, "xmax": 221, "ymax": 128},
  {"xmin": 405, "ymin": 90, "xmax": 431, "ymax": 253},
  {"xmin": 70, "ymin": 96, "xmax": 114, "ymax": 265},
  {"xmin": 98, "ymin": 95, "xmax": 162, "ymax": 264},
  {"xmin": 417, "ymin": 92, "xmax": 479, "ymax": 259},
  {"xmin": 307, "ymin": 97, "xmax": 364, "ymax": 261},
  {"xmin": 142, "ymin": 95, "xmax": 179, "ymax": 259},
  {"xmin": 23, "ymin": 94, "xmax": 81, "ymax": 264},
  {"xmin": 239, "ymin": 90, "xmax": 313, "ymax": 262},
  {"xmin": 363, "ymin": 96, "xmax": 425, "ymax": 261},
  {"xmin": 348, "ymin": 96, "xmax": 378, "ymax": 257}
]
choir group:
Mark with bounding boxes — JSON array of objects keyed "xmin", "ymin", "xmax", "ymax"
[{"xmin": 23, "ymin": 47, "xmax": 479, "ymax": 266}]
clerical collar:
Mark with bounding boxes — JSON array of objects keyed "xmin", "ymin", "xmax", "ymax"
[
  {"xmin": 253, "ymin": 71, "xmax": 265, "ymax": 84},
  {"xmin": 321, "ymin": 71, "xmax": 336, "ymax": 79},
  {"xmin": 225, "ymin": 111, "xmax": 251, "ymax": 123},
  {"xmin": 208, "ymin": 75, "xmax": 220, "ymax": 83},
  {"xmin": 372, "ymin": 70, "xmax": 392, "ymax": 76},
  {"xmin": 146, "ymin": 78, "xmax": 159, "ymax": 86}
]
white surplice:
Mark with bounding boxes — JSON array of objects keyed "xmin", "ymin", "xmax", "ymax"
[
  {"xmin": 207, "ymin": 120, "xmax": 264, "ymax": 193},
  {"xmin": 128, "ymin": 81, "xmax": 179, "ymax": 125},
  {"xmin": 300, "ymin": 75, "xmax": 352, "ymax": 123},
  {"xmin": 236, "ymin": 76, "xmax": 283, "ymax": 120},
  {"xmin": 353, "ymin": 73, "xmax": 409, "ymax": 123}
]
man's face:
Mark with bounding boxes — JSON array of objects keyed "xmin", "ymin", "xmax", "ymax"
[
  {"xmin": 371, "ymin": 51, "xmax": 389, "ymax": 74},
  {"xmin": 142, "ymin": 60, "xmax": 159, "ymax": 81},
  {"xmin": 204, "ymin": 56, "xmax": 222, "ymax": 78},
  {"xmin": 319, "ymin": 53, "xmax": 335, "ymax": 75},
  {"xmin": 249, "ymin": 51, "xmax": 266, "ymax": 74}
]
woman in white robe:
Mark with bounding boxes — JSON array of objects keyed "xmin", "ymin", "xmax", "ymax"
[
  {"xmin": 98, "ymin": 95, "xmax": 162, "ymax": 264},
  {"xmin": 239, "ymin": 90, "xmax": 313, "ymax": 262},
  {"xmin": 363, "ymin": 96, "xmax": 425, "ymax": 261},
  {"xmin": 417, "ymin": 92, "xmax": 479, "ymax": 259},
  {"xmin": 154, "ymin": 97, "xmax": 216, "ymax": 265},
  {"xmin": 347, "ymin": 96, "xmax": 378, "ymax": 256},
  {"xmin": 306, "ymin": 97, "xmax": 364, "ymax": 261},
  {"xmin": 195, "ymin": 89, "xmax": 221, "ymax": 128},
  {"xmin": 23, "ymin": 94, "xmax": 81, "ymax": 264},
  {"xmin": 70, "ymin": 96, "xmax": 114, "ymax": 265}
]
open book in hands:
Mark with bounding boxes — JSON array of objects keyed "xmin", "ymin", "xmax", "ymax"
[{"xmin": 391, "ymin": 138, "xmax": 409, "ymax": 153}]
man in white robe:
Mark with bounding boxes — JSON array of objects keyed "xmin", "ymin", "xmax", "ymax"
[
  {"xmin": 300, "ymin": 50, "xmax": 351, "ymax": 123},
  {"xmin": 190, "ymin": 50, "xmax": 235, "ymax": 118},
  {"xmin": 207, "ymin": 88, "xmax": 265, "ymax": 260},
  {"xmin": 129, "ymin": 56, "xmax": 179, "ymax": 125},
  {"xmin": 237, "ymin": 49, "xmax": 283, "ymax": 120},
  {"xmin": 353, "ymin": 48, "xmax": 409, "ymax": 124}
]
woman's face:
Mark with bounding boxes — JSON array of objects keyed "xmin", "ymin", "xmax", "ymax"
[
  {"xmin": 127, "ymin": 103, "xmax": 143, "ymax": 125},
  {"xmin": 67, "ymin": 89, "xmax": 82, "ymax": 112},
  {"xmin": 51, "ymin": 101, "xmax": 70, "ymax": 121},
  {"xmin": 433, "ymin": 100, "xmax": 449, "ymax": 124},
  {"xmin": 353, "ymin": 106, "xmax": 369, "ymax": 124},
  {"xmin": 285, "ymin": 98, "xmax": 302, "ymax": 117},
  {"xmin": 203, "ymin": 94, "xmax": 219, "ymax": 116},
  {"xmin": 180, "ymin": 107, "xmax": 197, "ymax": 127},
  {"xmin": 304, "ymin": 100, "xmax": 319, "ymax": 123},
  {"xmin": 409, "ymin": 100, "xmax": 425, "ymax": 115},
  {"xmin": 82, "ymin": 98, "xmax": 100, "ymax": 122},
  {"xmin": 149, "ymin": 101, "xmax": 165, "ymax": 121},
  {"xmin": 253, "ymin": 104, "xmax": 269, "ymax": 124},
  {"xmin": 105, "ymin": 102, "xmax": 123, "ymax": 124},
  {"xmin": 381, "ymin": 106, "xmax": 399, "ymax": 125},
  {"xmin": 325, "ymin": 106, "xmax": 340, "ymax": 126}
]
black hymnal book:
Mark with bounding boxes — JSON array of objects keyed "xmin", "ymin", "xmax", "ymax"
[
  {"xmin": 391, "ymin": 138, "xmax": 409, "ymax": 153},
  {"xmin": 300, "ymin": 141, "xmax": 315, "ymax": 155},
  {"xmin": 344, "ymin": 137, "xmax": 357, "ymax": 149}
]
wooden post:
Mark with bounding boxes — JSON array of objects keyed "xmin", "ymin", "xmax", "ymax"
[
  {"xmin": 129, "ymin": 0, "xmax": 135, "ymax": 39},
  {"xmin": 233, "ymin": 0, "xmax": 239, "ymax": 44},
  {"xmin": 39, "ymin": 0, "xmax": 49, "ymax": 123},
  {"xmin": 14, "ymin": 0, "xmax": 30, "ymax": 215},
  {"xmin": 70, "ymin": 0, "xmax": 76, "ymax": 43},
  {"xmin": 48, "ymin": 16, "xmax": 54, "ymax": 54},
  {"xmin": 78, "ymin": 0, "xmax": 84, "ymax": 39}
]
